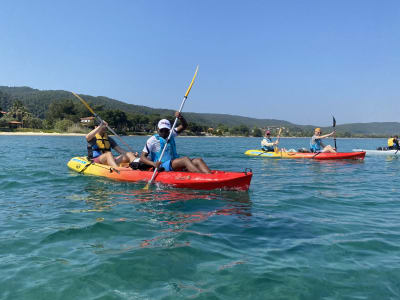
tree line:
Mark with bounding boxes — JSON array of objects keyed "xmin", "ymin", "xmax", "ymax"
[
  {"xmin": 0, "ymin": 98, "xmax": 263, "ymax": 136},
  {"xmin": 0, "ymin": 90, "xmax": 361, "ymax": 137}
]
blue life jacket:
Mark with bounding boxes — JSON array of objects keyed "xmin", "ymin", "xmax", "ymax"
[
  {"xmin": 310, "ymin": 137, "xmax": 322, "ymax": 152},
  {"xmin": 150, "ymin": 134, "xmax": 179, "ymax": 163},
  {"xmin": 261, "ymin": 138, "xmax": 274, "ymax": 152}
]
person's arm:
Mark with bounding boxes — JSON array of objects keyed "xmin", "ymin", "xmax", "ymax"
[
  {"xmin": 175, "ymin": 112, "xmax": 188, "ymax": 134},
  {"xmin": 86, "ymin": 121, "xmax": 108, "ymax": 142},
  {"xmin": 140, "ymin": 138, "xmax": 161, "ymax": 168},
  {"xmin": 140, "ymin": 152, "xmax": 161, "ymax": 169},
  {"xmin": 319, "ymin": 131, "xmax": 335, "ymax": 139},
  {"xmin": 262, "ymin": 139, "xmax": 274, "ymax": 147}
]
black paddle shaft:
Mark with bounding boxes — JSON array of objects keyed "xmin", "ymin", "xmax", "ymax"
[{"xmin": 333, "ymin": 116, "xmax": 337, "ymax": 150}]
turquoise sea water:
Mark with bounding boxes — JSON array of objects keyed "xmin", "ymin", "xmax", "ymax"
[{"xmin": 1, "ymin": 136, "xmax": 400, "ymax": 299}]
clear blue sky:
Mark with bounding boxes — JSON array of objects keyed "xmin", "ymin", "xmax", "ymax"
[{"xmin": 0, "ymin": 0, "xmax": 399, "ymax": 125}]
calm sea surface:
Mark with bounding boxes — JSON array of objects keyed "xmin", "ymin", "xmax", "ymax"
[{"xmin": 1, "ymin": 136, "xmax": 400, "ymax": 299}]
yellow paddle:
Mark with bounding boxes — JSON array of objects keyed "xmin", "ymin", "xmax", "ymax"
[
  {"xmin": 143, "ymin": 66, "xmax": 199, "ymax": 190},
  {"xmin": 71, "ymin": 92, "xmax": 135, "ymax": 153},
  {"xmin": 274, "ymin": 128, "xmax": 282, "ymax": 153}
]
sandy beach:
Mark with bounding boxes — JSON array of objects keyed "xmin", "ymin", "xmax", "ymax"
[{"xmin": 0, "ymin": 132, "xmax": 86, "ymax": 136}]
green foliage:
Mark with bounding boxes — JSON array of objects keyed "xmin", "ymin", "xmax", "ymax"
[
  {"xmin": 42, "ymin": 119, "xmax": 54, "ymax": 130},
  {"xmin": 47, "ymin": 99, "xmax": 80, "ymax": 122},
  {"xmin": 23, "ymin": 117, "xmax": 43, "ymax": 129},
  {"xmin": 67, "ymin": 123, "xmax": 89, "ymax": 134},
  {"xmin": 252, "ymin": 127, "xmax": 263, "ymax": 137},
  {"xmin": 54, "ymin": 119, "xmax": 74, "ymax": 132},
  {"xmin": 187, "ymin": 122, "xmax": 205, "ymax": 135},
  {"xmin": 230, "ymin": 124, "xmax": 250, "ymax": 136},
  {"xmin": 0, "ymin": 118, "xmax": 8, "ymax": 128},
  {"xmin": 0, "ymin": 90, "xmax": 13, "ymax": 113},
  {"xmin": 99, "ymin": 110, "xmax": 128, "ymax": 130}
]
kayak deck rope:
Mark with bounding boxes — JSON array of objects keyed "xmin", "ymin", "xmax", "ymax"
[{"xmin": 79, "ymin": 160, "xmax": 93, "ymax": 174}]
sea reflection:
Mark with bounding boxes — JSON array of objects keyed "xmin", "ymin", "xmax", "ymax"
[
  {"xmin": 71, "ymin": 182, "xmax": 253, "ymax": 250},
  {"xmin": 115, "ymin": 188, "xmax": 253, "ymax": 222},
  {"xmin": 123, "ymin": 189, "xmax": 252, "ymax": 249}
]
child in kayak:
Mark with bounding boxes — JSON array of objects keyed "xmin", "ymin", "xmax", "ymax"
[
  {"xmin": 140, "ymin": 112, "xmax": 211, "ymax": 173},
  {"xmin": 86, "ymin": 120, "xmax": 139, "ymax": 168},
  {"xmin": 310, "ymin": 128, "xmax": 336, "ymax": 153},
  {"xmin": 261, "ymin": 130, "xmax": 279, "ymax": 152}
]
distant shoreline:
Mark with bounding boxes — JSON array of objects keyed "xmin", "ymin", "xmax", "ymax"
[
  {"xmin": 0, "ymin": 132, "xmax": 86, "ymax": 136},
  {"xmin": 0, "ymin": 131, "xmax": 386, "ymax": 138}
]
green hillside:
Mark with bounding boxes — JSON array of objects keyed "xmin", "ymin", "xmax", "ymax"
[
  {"xmin": 0, "ymin": 86, "xmax": 295, "ymax": 128},
  {"xmin": 0, "ymin": 86, "xmax": 399, "ymax": 136}
]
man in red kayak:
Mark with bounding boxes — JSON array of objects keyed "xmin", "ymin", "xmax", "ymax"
[
  {"xmin": 86, "ymin": 120, "xmax": 139, "ymax": 168},
  {"xmin": 140, "ymin": 112, "xmax": 211, "ymax": 173},
  {"xmin": 310, "ymin": 128, "xmax": 336, "ymax": 153}
]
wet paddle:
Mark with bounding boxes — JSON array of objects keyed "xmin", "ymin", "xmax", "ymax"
[
  {"xmin": 143, "ymin": 66, "xmax": 199, "ymax": 190},
  {"xmin": 72, "ymin": 92, "xmax": 135, "ymax": 153}
]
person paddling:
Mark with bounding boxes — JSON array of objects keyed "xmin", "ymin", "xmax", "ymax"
[
  {"xmin": 261, "ymin": 130, "xmax": 279, "ymax": 152},
  {"xmin": 140, "ymin": 112, "xmax": 211, "ymax": 173},
  {"xmin": 310, "ymin": 128, "xmax": 336, "ymax": 153},
  {"xmin": 86, "ymin": 120, "xmax": 138, "ymax": 168},
  {"xmin": 388, "ymin": 136, "xmax": 400, "ymax": 150}
]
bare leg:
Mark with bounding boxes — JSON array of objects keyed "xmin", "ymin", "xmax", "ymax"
[
  {"xmin": 115, "ymin": 152, "xmax": 137, "ymax": 165},
  {"xmin": 98, "ymin": 151, "xmax": 119, "ymax": 168},
  {"xmin": 171, "ymin": 157, "xmax": 202, "ymax": 173},
  {"xmin": 323, "ymin": 145, "xmax": 336, "ymax": 153},
  {"xmin": 192, "ymin": 158, "xmax": 211, "ymax": 174}
]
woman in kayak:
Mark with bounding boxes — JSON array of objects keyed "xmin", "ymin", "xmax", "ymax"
[
  {"xmin": 140, "ymin": 112, "xmax": 211, "ymax": 173},
  {"xmin": 310, "ymin": 128, "xmax": 336, "ymax": 153},
  {"xmin": 261, "ymin": 130, "xmax": 279, "ymax": 152},
  {"xmin": 86, "ymin": 120, "xmax": 139, "ymax": 168}
]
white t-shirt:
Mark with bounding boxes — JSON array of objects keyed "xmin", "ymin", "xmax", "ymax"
[{"xmin": 142, "ymin": 129, "xmax": 179, "ymax": 155}]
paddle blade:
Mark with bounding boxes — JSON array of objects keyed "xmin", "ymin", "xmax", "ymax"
[
  {"xmin": 332, "ymin": 116, "xmax": 336, "ymax": 127},
  {"xmin": 184, "ymin": 65, "xmax": 199, "ymax": 97},
  {"xmin": 142, "ymin": 183, "xmax": 150, "ymax": 190}
]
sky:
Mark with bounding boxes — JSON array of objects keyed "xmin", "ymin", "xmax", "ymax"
[{"xmin": 0, "ymin": 0, "xmax": 399, "ymax": 126}]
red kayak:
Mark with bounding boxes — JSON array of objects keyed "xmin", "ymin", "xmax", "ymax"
[{"xmin": 68, "ymin": 157, "xmax": 253, "ymax": 191}]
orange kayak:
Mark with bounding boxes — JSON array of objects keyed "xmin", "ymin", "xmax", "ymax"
[{"xmin": 67, "ymin": 157, "xmax": 252, "ymax": 191}]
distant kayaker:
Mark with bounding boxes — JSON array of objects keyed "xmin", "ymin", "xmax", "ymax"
[
  {"xmin": 388, "ymin": 136, "xmax": 400, "ymax": 150},
  {"xmin": 86, "ymin": 120, "xmax": 138, "ymax": 168},
  {"xmin": 310, "ymin": 128, "xmax": 336, "ymax": 153},
  {"xmin": 261, "ymin": 130, "xmax": 279, "ymax": 152},
  {"xmin": 140, "ymin": 112, "xmax": 211, "ymax": 173}
]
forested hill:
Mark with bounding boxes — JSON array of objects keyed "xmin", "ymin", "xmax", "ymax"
[
  {"xmin": 0, "ymin": 86, "xmax": 399, "ymax": 136},
  {"xmin": 0, "ymin": 86, "xmax": 294, "ymax": 128}
]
